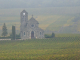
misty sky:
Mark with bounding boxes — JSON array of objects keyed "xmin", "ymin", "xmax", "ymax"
[{"xmin": 0, "ymin": 0, "xmax": 80, "ymax": 8}]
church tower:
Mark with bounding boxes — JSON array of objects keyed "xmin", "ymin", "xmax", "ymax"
[
  {"xmin": 20, "ymin": 10, "xmax": 28, "ymax": 23},
  {"xmin": 20, "ymin": 10, "xmax": 28, "ymax": 38},
  {"xmin": 20, "ymin": 10, "xmax": 28, "ymax": 31}
]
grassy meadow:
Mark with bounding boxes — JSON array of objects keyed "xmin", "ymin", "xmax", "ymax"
[
  {"xmin": 0, "ymin": 36, "xmax": 80, "ymax": 60},
  {"xmin": 55, "ymin": 34, "xmax": 80, "ymax": 37}
]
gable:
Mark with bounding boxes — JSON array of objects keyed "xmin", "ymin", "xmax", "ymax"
[{"xmin": 28, "ymin": 17, "xmax": 39, "ymax": 24}]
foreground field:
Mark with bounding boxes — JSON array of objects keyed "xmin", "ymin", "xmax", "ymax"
[{"xmin": 0, "ymin": 37, "xmax": 80, "ymax": 60}]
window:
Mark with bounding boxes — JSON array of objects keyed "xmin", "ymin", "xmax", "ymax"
[
  {"xmin": 23, "ymin": 13, "xmax": 25, "ymax": 15},
  {"xmin": 31, "ymin": 24, "xmax": 34, "ymax": 27},
  {"xmin": 24, "ymin": 32, "xmax": 26, "ymax": 36},
  {"xmin": 40, "ymin": 32, "xmax": 41, "ymax": 35}
]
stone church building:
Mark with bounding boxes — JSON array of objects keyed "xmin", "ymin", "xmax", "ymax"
[{"xmin": 20, "ymin": 10, "xmax": 44, "ymax": 39}]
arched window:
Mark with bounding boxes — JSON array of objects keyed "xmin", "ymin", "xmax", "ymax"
[
  {"xmin": 40, "ymin": 32, "xmax": 41, "ymax": 35},
  {"xmin": 24, "ymin": 32, "xmax": 26, "ymax": 36},
  {"xmin": 31, "ymin": 24, "xmax": 34, "ymax": 27}
]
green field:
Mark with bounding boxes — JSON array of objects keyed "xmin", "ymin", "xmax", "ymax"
[{"xmin": 0, "ymin": 37, "xmax": 80, "ymax": 60}]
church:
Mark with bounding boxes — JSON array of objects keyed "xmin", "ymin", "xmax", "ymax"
[{"xmin": 20, "ymin": 10, "xmax": 44, "ymax": 39}]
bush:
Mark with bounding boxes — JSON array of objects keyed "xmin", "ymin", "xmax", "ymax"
[
  {"xmin": 10, "ymin": 34, "xmax": 21, "ymax": 39},
  {"xmin": 45, "ymin": 32, "xmax": 55, "ymax": 38},
  {"xmin": 51, "ymin": 32, "xmax": 55, "ymax": 38},
  {"xmin": 45, "ymin": 34, "xmax": 52, "ymax": 38},
  {"xmin": 0, "ymin": 36, "xmax": 11, "ymax": 39},
  {"xmin": 16, "ymin": 34, "xmax": 21, "ymax": 39}
]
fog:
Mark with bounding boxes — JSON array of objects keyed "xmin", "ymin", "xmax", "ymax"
[
  {"xmin": 0, "ymin": 0, "xmax": 80, "ymax": 8},
  {"xmin": 0, "ymin": 0, "xmax": 80, "ymax": 34}
]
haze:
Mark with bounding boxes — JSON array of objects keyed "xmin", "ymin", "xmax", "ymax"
[
  {"xmin": 0, "ymin": 0, "xmax": 80, "ymax": 34},
  {"xmin": 0, "ymin": 0, "xmax": 80, "ymax": 8}
]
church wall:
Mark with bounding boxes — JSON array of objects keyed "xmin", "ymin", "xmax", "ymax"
[{"xmin": 21, "ymin": 29, "xmax": 44, "ymax": 39}]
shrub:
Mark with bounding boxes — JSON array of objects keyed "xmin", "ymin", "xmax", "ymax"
[
  {"xmin": 51, "ymin": 32, "xmax": 55, "ymax": 38},
  {"xmin": 45, "ymin": 32, "xmax": 55, "ymax": 38}
]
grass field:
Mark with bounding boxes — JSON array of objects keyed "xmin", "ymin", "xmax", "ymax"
[
  {"xmin": 0, "ymin": 37, "xmax": 80, "ymax": 60},
  {"xmin": 55, "ymin": 34, "xmax": 80, "ymax": 37}
]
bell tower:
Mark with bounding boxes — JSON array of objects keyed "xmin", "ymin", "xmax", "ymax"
[
  {"xmin": 20, "ymin": 10, "xmax": 28, "ymax": 23},
  {"xmin": 20, "ymin": 10, "xmax": 28, "ymax": 34}
]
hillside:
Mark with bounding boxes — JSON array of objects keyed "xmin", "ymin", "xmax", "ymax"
[
  {"xmin": 0, "ymin": 7, "xmax": 80, "ymax": 35},
  {"xmin": 46, "ymin": 13, "xmax": 80, "ymax": 33}
]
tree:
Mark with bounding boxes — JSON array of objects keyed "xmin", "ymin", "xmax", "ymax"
[
  {"xmin": 51, "ymin": 32, "xmax": 55, "ymax": 38},
  {"xmin": 2, "ymin": 23, "xmax": 8, "ymax": 37},
  {"xmin": 12, "ymin": 26, "xmax": 16, "ymax": 40},
  {"xmin": 44, "ymin": 32, "xmax": 55, "ymax": 38}
]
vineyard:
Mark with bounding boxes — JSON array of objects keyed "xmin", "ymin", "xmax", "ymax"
[{"xmin": 0, "ymin": 37, "xmax": 80, "ymax": 60}]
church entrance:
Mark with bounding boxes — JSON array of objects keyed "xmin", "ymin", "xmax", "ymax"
[{"xmin": 31, "ymin": 31, "xmax": 34, "ymax": 39}]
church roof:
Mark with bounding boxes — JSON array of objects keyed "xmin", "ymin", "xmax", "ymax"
[
  {"xmin": 28, "ymin": 15, "xmax": 39, "ymax": 24},
  {"xmin": 21, "ymin": 10, "xmax": 28, "ymax": 14}
]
